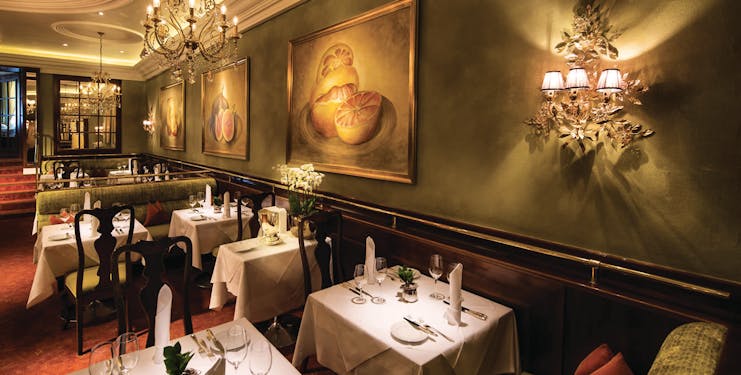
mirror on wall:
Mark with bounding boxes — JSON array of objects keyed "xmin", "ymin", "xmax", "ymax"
[{"xmin": 53, "ymin": 75, "xmax": 121, "ymax": 154}]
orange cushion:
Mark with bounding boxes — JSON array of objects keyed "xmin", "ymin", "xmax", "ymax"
[
  {"xmin": 49, "ymin": 215, "xmax": 66, "ymax": 225},
  {"xmin": 592, "ymin": 353, "xmax": 633, "ymax": 375},
  {"xmin": 143, "ymin": 201, "xmax": 169, "ymax": 226},
  {"xmin": 575, "ymin": 344, "xmax": 614, "ymax": 375}
]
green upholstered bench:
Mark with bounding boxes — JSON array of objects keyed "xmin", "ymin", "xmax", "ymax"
[
  {"xmin": 36, "ymin": 176, "xmax": 216, "ymax": 240},
  {"xmin": 648, "ymin": 322, "xmax": 727, "ymax": 375}
]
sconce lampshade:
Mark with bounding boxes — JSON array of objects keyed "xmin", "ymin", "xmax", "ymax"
[
  {"xmin": 565, "ymin": 67, "xmax": 590, "ymax": 90},
  {"xmin": 597, "ymin": 68, "xmax": 623, "ymax": 93},
  {"xmin": 541, "ymin": 71, "xmax": 565, "ymax": 92}
]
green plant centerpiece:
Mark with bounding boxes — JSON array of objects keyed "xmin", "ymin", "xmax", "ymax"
[
  {"xmin": 163, "ymin": 342, "xmax": 195, "ymax": 375},
  {"xmin": 276, "ymin": 163, "xmax": 324, "ymax": 237},
  {"xmin": 397, "ymin": 266, "xmax": 418, "ymax": 303}
]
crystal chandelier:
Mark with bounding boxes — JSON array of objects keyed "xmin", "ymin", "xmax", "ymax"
[
  {"xmin": 81, "ymin": 32, "xmax": 121, "ymax": 114},
  {"xmin": 525, "ymin": 4, "xmax": 653, "ymax": 151},
  {"xmin": 143, "ymin": 0, "xmax": 240, "ymax": 84}
]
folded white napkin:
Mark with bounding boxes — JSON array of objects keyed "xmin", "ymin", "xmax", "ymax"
[
  {"xmin": 205, "ymin": 185, "xmax": 212, "ymax": 209},
  {"xmin": 90, "ymin": 200, "xmax": 101, "ymax": 235},
  {"xmin": 204, "ymin": 357, "xmax": 226, "ymax": 375},
  {"xmin": 265, "ymin": 206, "xmax": 287, "ymax": 233},
  {"xmin": 152, "ymin": 284, "xmax": 172, "ymax": 364},
  {"xmin": 164, "ymin": 168, "xmax": 170, "ymax": 180},
  {"xmin": 223, "ymin": 191, "xmax": 231, "ymax": 219},
  {"xmin": 364, "ymin": 236, "xmax": 375, "ymax": 283},
  {"xmin": 83, "ymin": 192, "xmax": 91, "ymax": 222},
  {"xmin": 445, "ymin": 263, "xmax": 463, "ymax": 325},
  {"xmin": 154, "ymin": 164, "xmax": 161, "ymax": 181}
]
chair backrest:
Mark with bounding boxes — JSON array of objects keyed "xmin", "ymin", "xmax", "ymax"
[
  {"xmin": 111, "ymin": 236, "xmax": 193, "ymax": 348},
  {"xmin": 234, "ymin": 191, "xmax": 244, "ymax": 242},
  {"xmin": 298, "ymin": 210, "xmax": 343, "ymax": 299},
  {"xmin": 73, "ymin": 205, "xmax": 135, "ymax": 295},
  {"xmin": 132, "ymin": 158, "xmax": 166, "ymax": 182},
  {"xmin": 241, "ymin": 191, "xmax": 276, "ymax": 238},
  {"xmin": 53, "ymin": 160, "xmax": 82, "ymax": 182}
]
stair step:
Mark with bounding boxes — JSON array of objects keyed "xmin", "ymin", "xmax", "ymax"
[
  {"xmin": 0, "ymin": 165, "xmax": 23, "ymax": 173},
  {"xmin": 0, "ymin": 175, "xmax": 36, "ymax": 184},
  {"xmin": 0, "ymin": 190, "xmax": 35, "ymax": 201},
  {"xmin": 0, "ymin": 197, "xmax": 36, "ymax": 211},
  {"xmin": 0, "ymin": 207, "xmax": 36, "ymax": 216},
  {"xmin": 0, "ymin": 159, "xmax": 23, "ymax": 167},
  {"xmin": 0, "ymin": 181, "xmax": 36, "ymax": 190}
]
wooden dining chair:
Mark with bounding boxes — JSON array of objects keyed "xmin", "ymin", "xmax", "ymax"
[
  {"xmin": 298, "ymin": 209, "xmax": 344, "ymax": 299},
  {"xmin": 53, "ymin": 160, "xmax": 83, "ymax": 188},
  {"xmin": 132, "ymin": 158, "xmax": 166, "ymax": 182},
  {"xmin": 111, "ymin": 236, "xmax": 193, "ymax": 348},
  {"xmin": 64, "ymin": 204, "xmax": 135, "ymax": 355},
  {"xmin": 239, "ymin": 191, "xmax": 276, "ymax": 238}
]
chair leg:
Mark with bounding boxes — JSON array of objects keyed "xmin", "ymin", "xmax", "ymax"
[{"xmin": 76, "ymin": 300, "xmax": 84, "ymax": 355}]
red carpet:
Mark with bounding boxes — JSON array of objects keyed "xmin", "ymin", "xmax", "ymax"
[{"xmin": 0, "ymin": 214, "xmax": 332, "ymax": 374}]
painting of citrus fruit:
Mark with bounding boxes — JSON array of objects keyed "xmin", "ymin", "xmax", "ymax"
[
  {"xmin": 159, "ymin": 81, "xmax": 184, "ymax": 151},
  {"xmin": 201, "ymin": 59, "xmax": 249, "ymax": 160},
  {"xmin": 288, "ymin": 0, "xmax": 417, "ymax": 183}
]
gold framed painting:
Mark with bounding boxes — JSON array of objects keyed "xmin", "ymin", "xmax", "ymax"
[
  {"xmin": 201, "ymin": 58, "xmax": 249, "ymax": 159},
  {"xmin": 287, "ymin": 0, "xmax": 417, "ymax": 183},
  {"xmin": 159, "ymin": 81, "xmax": 185, "ymax": 151}
]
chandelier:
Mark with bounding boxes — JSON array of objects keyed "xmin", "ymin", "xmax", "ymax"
[
  {"xmin": 81, "ymin": 32, "xmax": 121, "ymax": 114},
  {"xmin": 525, "ymin": 4, "xmax": 653, "ymax": 152},
  {"xmin": 143, "ymin": 0, "xmax": 240, "ymax": 84}
]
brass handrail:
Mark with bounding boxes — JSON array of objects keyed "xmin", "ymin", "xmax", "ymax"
[{"xmin": 147, "ymin": 154, "xmax": 733, "ymax": 300}]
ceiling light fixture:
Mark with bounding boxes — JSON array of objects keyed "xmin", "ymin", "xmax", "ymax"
[
  {"xmin": 142, "ymin": 0, "xmax": 240, "ymax": 84},
  {"xmin": 525, "ymin": 4, "xmax": 653, "ymax": 151},
  {"xmin": 81, "ymin": 32, "xmax": 121, "ymax": 114}
]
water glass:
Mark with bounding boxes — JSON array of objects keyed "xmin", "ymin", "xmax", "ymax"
[
  {"xmin": 69, "ymin": 203, "xmax": 80, "ymax": 219},
  {"xmin": 221, "ymin": 326, "xmax": 248, "ymax": 373},
  {"xmin": 429, "ymin": 254, "xmax": 444, "ymax": 299},
  {"xmin": 188, "ymin": 194, "xmax": 197, "ymax": 212},
  {"xmin": 197, "ymin": 191, "xmax": 205, "ymax": 208},
  {"xmin": 89, "ymin": 340, "xmax": 114, "ymax": 375},
  {"xmin": 351, "ymin": 264, "xmax": 367, "ymax": 304},
  {"xmin": 248, "ymin": 339, "xmax": 272, "ymax": 375},
  {"xmin": 372, "ymin": 257, "xmax": 387, "ymax": 304},
  {"xmin": 112, "ymin": 332, "xmax": 139, "ymax": 374}
]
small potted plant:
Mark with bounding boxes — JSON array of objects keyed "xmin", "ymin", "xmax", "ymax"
[
  {"xmin": 164, "ymin": 342, "xmax": 196, "ymax": 375},
  {"xmin": 212, "ymin": 196, "xmax": 223, "ymax": 214},
  {"xmin": 397, "ymin": 266, "xmax": 418, "ymax": 303}
]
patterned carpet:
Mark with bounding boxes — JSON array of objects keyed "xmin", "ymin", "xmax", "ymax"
[{"xmin": 0, "ymin": 214, "xmax": 332, "ymax": 374}]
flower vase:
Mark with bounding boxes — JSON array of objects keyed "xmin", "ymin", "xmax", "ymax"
[
  {"xmin": 290, "ymin": 216, "xmax": 313, "ymax": 239},
  {"xmin": 401, "ymin": 283, "xmax": 418, "ymax": 303}
]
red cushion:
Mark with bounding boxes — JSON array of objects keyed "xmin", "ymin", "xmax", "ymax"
[
  {"xmin": 143, "ymin": 201, "xmax": 169, "ymax": 226},
  {"xmin": 575, "ymin": 344, "xmax": 614, "ymax": 375},
  {"xmin": 592, "ymin": 353, "xmax": 633, "ymax": 375},
  {"xmin": 49, "ymin": 215, "xmax": 66, "ymax": 225}
]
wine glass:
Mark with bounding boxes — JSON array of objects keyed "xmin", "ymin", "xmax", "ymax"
[
  {"xmin": 197, "ymin": 191, "xmax": 205, "ymax": 209},
  {"xmin": 188, "ymin": 194, "xmax": 197, "ymax": 212},
  {"xmin": 248, "ymin": 339, "xmax": 272, "ymax": 375},
  {"xmin": 221, "ymin": 326, "xmax": 249, "ymax": 373},
  {"xmin": 352, "ymin": 264, "xmax": 367, "ymax": 304},
  {"xmin": 69, "ymin": 203, "xmax": 80, "ymax": 220},
  {"xmin": 112, "ymin": 332, "xmax": 139, "ymax": 374},
  {"xmin": 59, "ymin": 207, "xmax": 70, "ymax": 223},
  {"xmin": 88, "ymin": 340, "xmax": 114, "ymax": 375},
  {"xmin": 429, "ymin": 254, "xmax": 444, "ymax": 300},
  {"xmin": 372, "ymin": 257, "xmax": 387, "ymax": 304}
]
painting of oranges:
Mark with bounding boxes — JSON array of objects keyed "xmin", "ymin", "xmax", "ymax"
[
  {"xmin": 288, "ymin": 0, "xmax": 417, "ymax": 183},
  {"xmin": 159, "ymin": 82, "xmax": 185, "ymax": 151},
  {"xmin": 201, "ymin": 59, "xmax": 249, "ymax": 160}
]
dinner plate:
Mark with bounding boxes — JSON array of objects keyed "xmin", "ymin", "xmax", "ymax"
[
  {"xmin": 391, "ymin": 265, "xmax": 421, "ymax": 279},
  {"xmin": 190, "ymin": 215, "xmax": 206, "ymax": 221},
  {"xmin": 390, "ymin": 321, "xmax": 427, "ymax": 343},
  {"xmin": 49, "ymin": 233, "xmax": 71, "ymax": 241}
]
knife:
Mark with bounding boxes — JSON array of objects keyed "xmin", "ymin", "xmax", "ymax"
[
  {"xmin": 205, "ymin": 329, "xmax": 225, "ymax": 355},
  {"xmin": 341, "ymin": 283, "xmax": 362, "ymax": 296},
  {"xmin": 190, "ymin": 334, "xmax": 209, "ymax": 357},
  {"xmin": 403, "ymin": 317, "xmax": 437, "ymax": 336},
  {"xmin": 442, "ymin": 300, "xmax": 489, "ymax": 321}
]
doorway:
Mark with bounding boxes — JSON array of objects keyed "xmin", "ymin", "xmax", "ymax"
[{"xmin": 0, "ymin": 66, "xmax": 39, "ymax": 165}]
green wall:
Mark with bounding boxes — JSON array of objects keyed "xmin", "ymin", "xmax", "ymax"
[
  {"xmin": 37, "ymin": 73, "xmax": 147, "ymax": 155},
  {"xmin": 144, "ymin": 0, "xmax": 741, "ymax": 283}
]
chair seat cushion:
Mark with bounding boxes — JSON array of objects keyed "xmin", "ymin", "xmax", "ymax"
[{"xmin": 64, "ymin": 262, "xmax": 128, "ymax": 297}]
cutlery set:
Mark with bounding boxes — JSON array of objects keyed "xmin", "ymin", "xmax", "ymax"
[
  {"xmin": 403, "ymin": 316, "xmax": 453, "ymax": 342},
  {"xmin": 443, "ymin": 299, "xmax": 488, "ymax": 321},
  {"xmin": 190, "ymin": 331, "xmax": 226, "ymax": 358}
]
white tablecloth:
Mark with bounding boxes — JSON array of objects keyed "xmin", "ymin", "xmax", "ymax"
[
  {"xmin": 292, "ymin": 272, "xmax": 520, "ymax": 375},
  {"xmin": 209, "ymin": 233, "xmax": 320, "ymax": 322},
  {"xmin": 67, "ymin": 317, "xmax": 300, "ymax": 375},
  {"xmin": 27, "ymin": 220, "xmax": 152, "ymax": 309},
  {"xmin": 167, "ymin": 207, "xmax": 252, "ymax": 269},
  {"xmin": 108, "ymin": 169, "xmax": 135, "ymax": 184}
]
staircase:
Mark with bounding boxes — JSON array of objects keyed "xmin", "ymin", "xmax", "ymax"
[{"xmin": 0, "ymin": 159, "xmax": 36, "ymax": 216}]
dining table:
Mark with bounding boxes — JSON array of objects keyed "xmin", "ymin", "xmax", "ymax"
[
  {"xmin": 107, "ymin": 168, "xmax": 136, "ymax": 184},
  {"xmin": 292, "ymin": 267, "xmax": 520, "ymax": 375},
  {"xmin": 209, "ymin": 232, "xmax": 321, "ymax": 322},
  {"xmin": 167, "ymin": 206, "xmax": 253, "ymax": 269},
  {"xmin": 27, "ymin": 219, "xmax": 152, "ymax": 309},
  {"xmin": 67, "ymin": 317, "xmax": 300, "ymax": 375}
]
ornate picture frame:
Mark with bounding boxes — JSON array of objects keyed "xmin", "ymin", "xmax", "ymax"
[
  {"xmin": 159, "ymin": 81, "xmax": 185, "ymax": 151},
  {"xmin": 287, "ymin": 0, "xmax": 417, "ymax": 183},
  {"xmin": 201, "ymin": 58, "xmax": 250, "ymax": 160}
]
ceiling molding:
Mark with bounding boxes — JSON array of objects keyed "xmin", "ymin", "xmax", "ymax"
[
  {"xmin": 230, "ymin": 0, "xmax": 306, "ymax": 32},
  {"xmin": 0, "ymin": 0, "xmax": 133, "ymax": 14},
  {"xmin": 0, "ymin": 53, "xmax": 143, "ymax": 81},
  {"xmin": 51, "ymin": 21, "xmax": 144, "ymax": 44}
]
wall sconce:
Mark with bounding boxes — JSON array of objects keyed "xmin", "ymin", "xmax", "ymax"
[
  {"xmin": 143, "ymin": 107, "xmax": 156, "ymax": 135},
  {"xmin": 526, "ymin": 4, "xmax": 653, "ymax": 151}
]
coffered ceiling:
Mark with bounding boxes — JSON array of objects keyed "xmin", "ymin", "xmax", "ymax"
[{"xmin": 0, "ymin": 0, "xmax": 303, "ymax": 80}]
